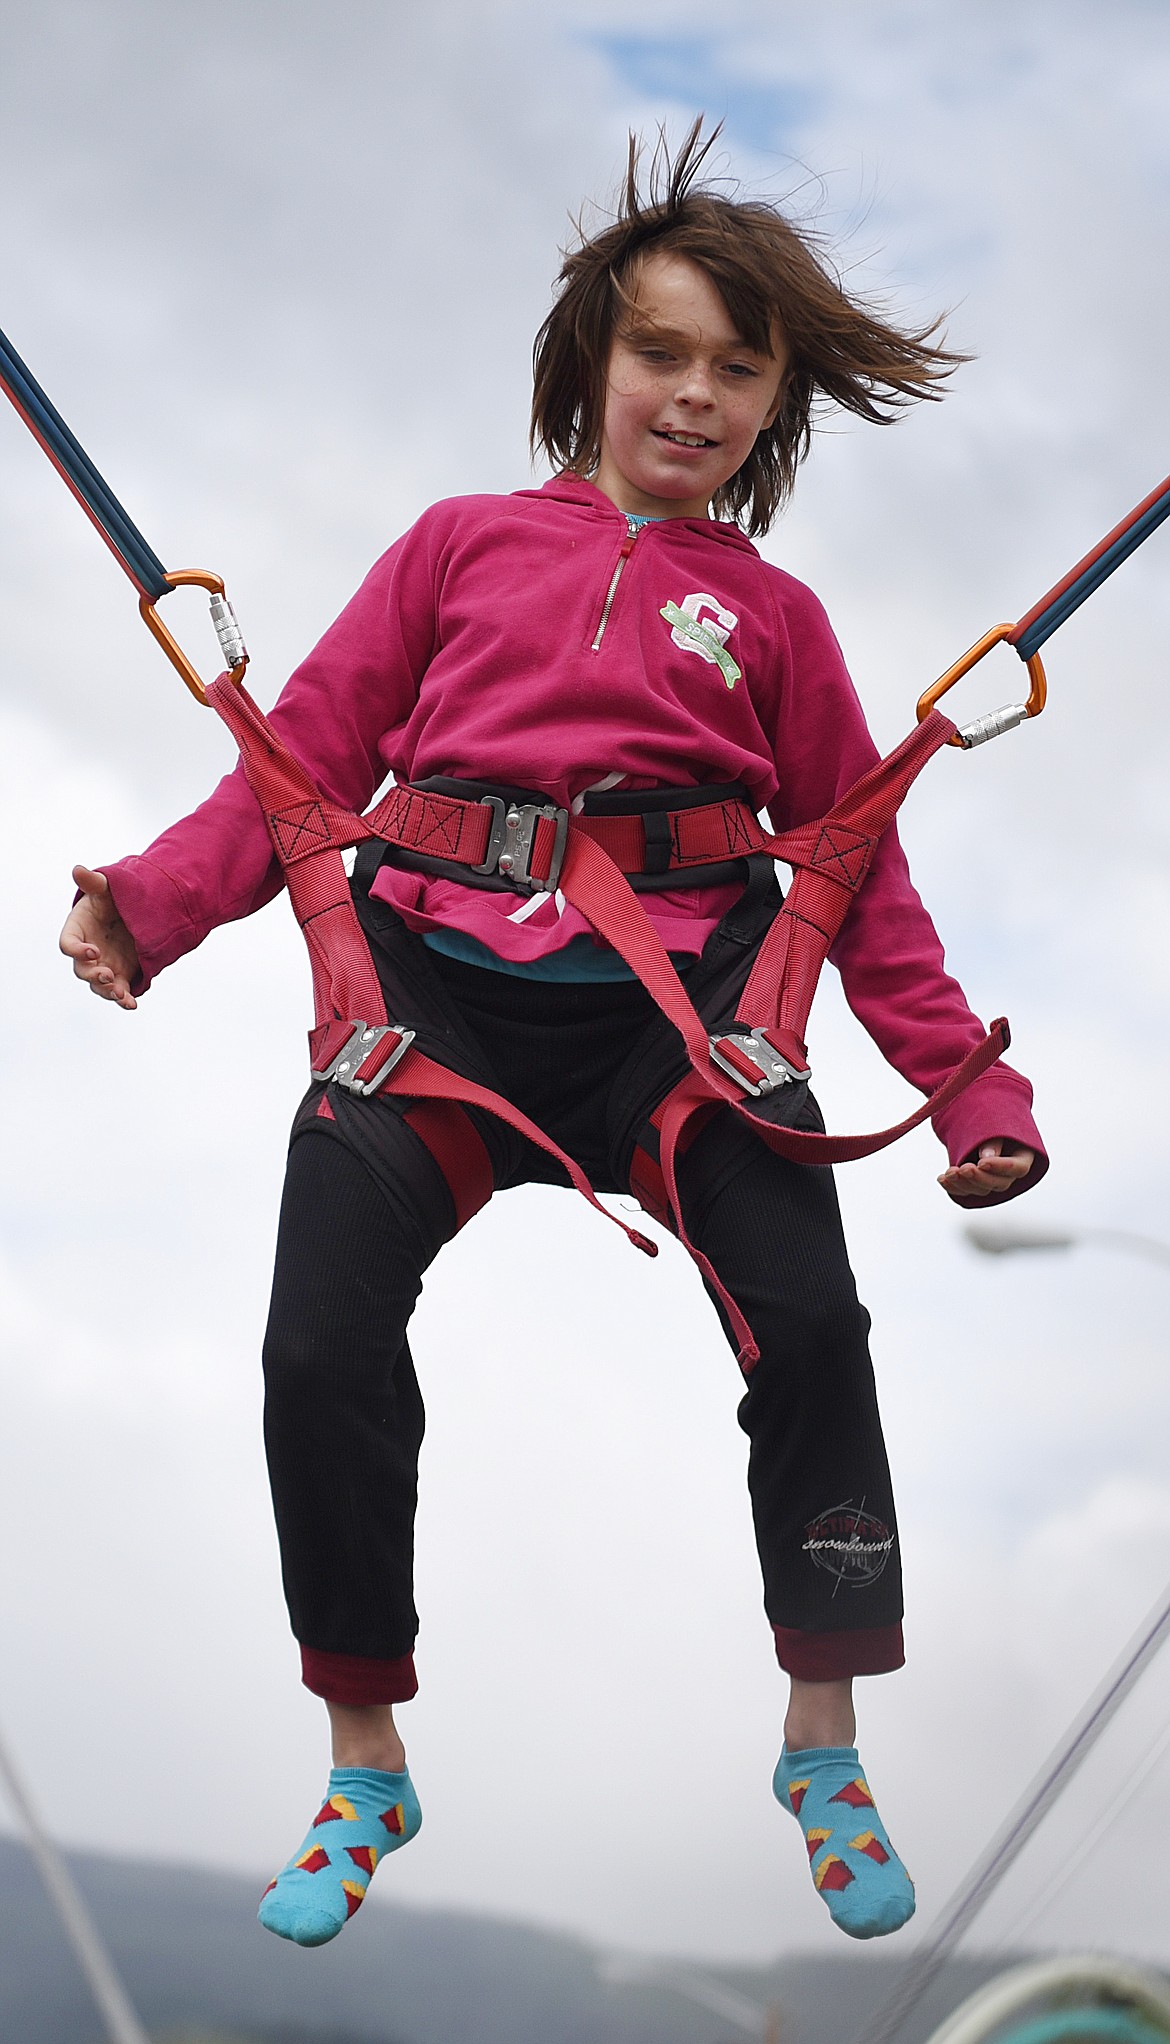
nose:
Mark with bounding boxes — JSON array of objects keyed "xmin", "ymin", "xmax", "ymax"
[{"xmin": 674, "ymin": 357, "xmax": 716, "ymax": 406}]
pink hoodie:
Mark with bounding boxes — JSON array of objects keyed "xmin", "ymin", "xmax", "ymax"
[{"xmin": 103, "ymin": 475, "xmax": 1046, "ymax": 1186}]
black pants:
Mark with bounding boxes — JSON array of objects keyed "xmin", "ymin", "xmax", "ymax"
[{"xmin": 262, "ymin": 934, "xmax": 905, "ymax": 1704}]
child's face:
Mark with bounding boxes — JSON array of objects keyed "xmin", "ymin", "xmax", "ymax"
[{"xmin": 595, "ymin": 252, "xmax": 788, "ymax": 521}]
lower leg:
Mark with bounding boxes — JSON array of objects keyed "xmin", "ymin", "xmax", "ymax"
[
  {"xmin": 784, "ymin": 1676, "xmax": 855, "ymax": 1752},
  {"xmin": 328, "ymin": 1700, "xmax": 407, "ymax": 1773}
]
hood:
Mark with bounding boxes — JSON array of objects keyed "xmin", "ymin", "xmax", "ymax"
[{"xmin": 512, "ymin": 473, "xmax": 762, "ymax": 557}]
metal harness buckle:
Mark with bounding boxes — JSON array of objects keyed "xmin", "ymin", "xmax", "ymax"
[
  {"xmin": 709, "ymin": 1028, "xmax": 810, "ymax": 1098},
  {"xmin": 475, "ymin": 797, "xmax": 569, "ymax": 893},
  {"xmin": 311, "ymin": 1022, "xmax": 416, "ymax": 1096}
]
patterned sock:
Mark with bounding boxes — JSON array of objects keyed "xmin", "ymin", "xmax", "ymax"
[
  {"xmin": 773, "ymin": 1744, "xmax": 915, "ymax": 1940},
  {"xmin": 258, "ymin": 1766, "xmax": 422, "ymax": 1947}
]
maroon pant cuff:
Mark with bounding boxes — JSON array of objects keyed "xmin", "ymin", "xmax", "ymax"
[
  {"xmin": 300, "ymin": 1645, "xmax": 419, "ymax": 1705},
  {"xmin": 772, "ymin": 1622, "xmax": 905, "ymax": 1680}
]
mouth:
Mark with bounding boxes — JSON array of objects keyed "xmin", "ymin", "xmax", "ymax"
[{"xmin": 653, "ymin": 428, "xmax": 718, "ymax": 450}]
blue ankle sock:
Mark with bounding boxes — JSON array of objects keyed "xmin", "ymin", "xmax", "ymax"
[
  {"xmin": 258, "ymin": 1765, "xmax": 421, "ymax": 1946},
  {"xmin": 773, "ymin": 1744, "xmax": 915, "ymax": 1940}
]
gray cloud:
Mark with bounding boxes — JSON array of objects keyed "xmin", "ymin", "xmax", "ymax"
[{"xmin": 1, "ymin": 0, "xmax": 1168, "ymax": 1967}]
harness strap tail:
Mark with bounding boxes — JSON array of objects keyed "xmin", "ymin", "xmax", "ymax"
[
  {"xmin": 638, "ymin": 1018, "xmax": 1010, "ymax": 1371},
  {"xmin": 312, "ymin": 1031, "xmax": 658, "ymax": 1260}
]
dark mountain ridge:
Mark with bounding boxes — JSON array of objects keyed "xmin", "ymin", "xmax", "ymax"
[{"xmin": 0, "ymin": 1833, "xmax": 1138, "ymax": 2044}]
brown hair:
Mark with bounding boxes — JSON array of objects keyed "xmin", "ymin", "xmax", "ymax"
[{"xmin": 531, "ymin": 121, "xmax": 966, "ymax": 536}]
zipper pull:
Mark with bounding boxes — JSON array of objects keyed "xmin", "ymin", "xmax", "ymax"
[{"xmin": 592, "ymin": 518, "xmax": 642, "ymax": 652}]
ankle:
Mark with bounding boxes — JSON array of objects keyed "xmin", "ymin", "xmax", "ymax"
[
  {"xmin": 784, "ymin": 1675, "xmax": 856, "ymax": 1754},
  {"xmin": 332, "ymin": 1741, "xmax": 408, "ymax": 1774},
  {"xmin": 327, "ymin": 1702, "xmax": 407, "ymax": 1774}
]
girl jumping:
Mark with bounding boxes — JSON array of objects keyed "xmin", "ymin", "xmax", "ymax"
[{"xmin": 60, "ymin": 125, "xmax": 1045, "ymax": 1945}]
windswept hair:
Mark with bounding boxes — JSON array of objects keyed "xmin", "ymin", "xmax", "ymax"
[{"xmin": 531, "ymin": 121, "xmax": 966, "ymax": 536}]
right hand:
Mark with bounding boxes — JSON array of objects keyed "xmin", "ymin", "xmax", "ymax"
[{"xmin": 59, "ymin": 866, "xmax": 141, "ymax": 1010}]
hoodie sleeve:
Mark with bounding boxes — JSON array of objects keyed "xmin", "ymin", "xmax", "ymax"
[
  {"xmin": 765, "ymin": 572, "xmax": 1047, "ymax": 1203},
  {"xmin": 100, "ymin": 510, "xmax": 447, "ymax": 992}
]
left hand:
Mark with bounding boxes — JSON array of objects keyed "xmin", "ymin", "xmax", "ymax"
[{"xmin": 938, "ymin": 1138, "xmax": 1034, "ymax": 1202}]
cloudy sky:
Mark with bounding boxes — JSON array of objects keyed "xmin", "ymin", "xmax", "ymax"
[{"xmin": 1, "ymin": 0, "xmax": 1169, "ymax": 1982}]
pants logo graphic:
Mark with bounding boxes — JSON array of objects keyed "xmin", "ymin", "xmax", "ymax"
[
  {"xmin": 803, "ymin": 1500, "xmax": 895, "ymax": 1588},
  {"xmin": 660, "ymin": 592, "xmax": 742, "ymax": 689}
]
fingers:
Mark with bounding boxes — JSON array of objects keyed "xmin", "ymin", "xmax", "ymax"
[
  {"xmin": 939, "ymin": 1162, "xmax": 1023, "ymax": 1198},
  {"xmin": 72, "ymin": 864, "xmax": 111, "ymax": 899},
  {"xmin": 61, "ymin": 868, "xmax": 112, "ymax": 958},
  {"xmin": 938, "ymin": 1140, "xmax": 1033, "ymax": 1202},
  {"xmin": 86, "ymin": 963, "xmax": 136, "ymax": 1008},
  {"xmin": 89, "ymin": 971, "xmax": 137, "ymax": 1011},
  {"xmin": 66, "ymin": 945, "xmax": 137, "ymax": 1008},
  {"xmin": 61, "ymin": 865, "xmax": 137, "ymax": 1007},
  {"xmin": 59, "ymin": 916, "xmax": 96, "ymax": 962}
]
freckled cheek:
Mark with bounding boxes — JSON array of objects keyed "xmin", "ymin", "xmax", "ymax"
[{"xmin": 608, "ymin": 396, "xmax": 657, "ymax": 447}]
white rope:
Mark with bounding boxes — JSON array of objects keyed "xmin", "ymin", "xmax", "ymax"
[
  {"xmin": 996, "ymin": 1712, "xmax": 1170, "ymax": 1951},
  {"xmin": 0, "ymin": 1720, "xmax": 152, "ymax": 2044},
  {"xmin": 861, "ymin": 1571, "xmax": 1170, "ymax": 2044}
]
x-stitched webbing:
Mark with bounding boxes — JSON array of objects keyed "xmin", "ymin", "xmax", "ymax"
[{"xmin": 366, "ymin": 783, "xmax": 494, "ymax": 866}]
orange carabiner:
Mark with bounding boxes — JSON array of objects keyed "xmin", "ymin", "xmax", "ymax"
[
  {"xmin": 139, "ymin": 568, "xmax": 248, "ymax": 705},
  {"xmin": 916, "ymin": 622, "xmax": 1047, "ymax": 745}
]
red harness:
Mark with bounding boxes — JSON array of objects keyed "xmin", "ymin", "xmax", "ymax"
[{"xmin": 207, "ymin": 673, "xmax": 1008, "ymax": 1367}]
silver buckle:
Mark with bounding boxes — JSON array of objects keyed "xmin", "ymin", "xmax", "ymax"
[
  {"xmin": 475, "ymin": 797, "xmax": 569, "ymax": 893},
  {"xmin": 311, "ymin": 1021, "xmax": 416, "ymax": 1096},
  {"xmin": 709, "ymin": 1028, "xmax": 809, "ymax": 1098}
]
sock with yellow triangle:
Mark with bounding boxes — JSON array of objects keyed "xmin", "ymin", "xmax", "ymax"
[
  {"xmin": 773, "ymin": 1744, "xmax": 915, "ymax": 1939},
  {"xmin": 258, "ymin": 1765, "xmax": 421, "ymax": 1946}
]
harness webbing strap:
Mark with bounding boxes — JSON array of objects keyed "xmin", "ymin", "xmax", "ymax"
[
  {"xmin": 572, "ymin": 800, "xmax": 765, "ymax": 873},
  {"xmin": 205, "ymin": 674, "xmax": 657, "ymax": 1265},
  {"xmin": 366, "ymin": 783, "xmax": 494, "ymax": 867},
  {"xmin": 557, "ymin": 827, "xmax": 714, "ymax": 1069},
  {"xmin": 328, "ymin": 1034, "xmax": 658, "ymax": 1258},
  {"xmin": 683, "ymin": 1020, "xmax": 1010, "ymax": 1172},
  {"xmin": 207, "ymin": 673, "xmax": 383, "ymax": 1028},
  {"xmin": 738, "ymin": 709, "xmax": 959, "ymax": 1045},
  {"xmin": 640, "ymin": 1018, "xmax": 1010, "ymax": 1371},
  {"xmin": 403, "ymin": 1102, "xmax": 493, "ymax": 1231},
  {"xmin": 549, "ymin": 712, "xmax": 979, "ymax": 1142},
  {"xmin": 349, "ymin": 719, "xmax": 960, "ymax": 1103},
  {"xmin": 203, "ymin": 668, "xmax": 1007, "ymax": 1366}
]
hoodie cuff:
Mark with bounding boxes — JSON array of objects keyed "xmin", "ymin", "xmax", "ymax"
[
  {"xmin": 99, "ymin": 856, "xmax": 204, "ymax": 996},
  {"xmin": 931, "ymin": 1058, "xmax": 1049, "ymax": 1207}
]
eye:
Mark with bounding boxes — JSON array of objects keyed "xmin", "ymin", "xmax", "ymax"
[
  {"xmin": 638, "ymin": 347, "xmax": 675, "ymax": 363},
  {"xmin": 724, "ymin": 361, "xmax": 760, "ymax": 379}
]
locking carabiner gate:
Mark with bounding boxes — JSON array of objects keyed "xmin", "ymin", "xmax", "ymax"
[
  {"xmin": 139, "ymin": 568, "xmax": 249, "ymax": 705},
  {"xmin": 916, "ymin": 622, "xmax": 1047, "ymax": 748}
]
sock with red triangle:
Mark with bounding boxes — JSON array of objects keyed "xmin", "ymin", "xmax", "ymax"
[
  {"xmin": 773, "ymin": 1744, "xmax": 915, "ymax": 1939},
  {"xmin": 258, "ymin": 1765, "xmax": 421, "ymax": 1946}
]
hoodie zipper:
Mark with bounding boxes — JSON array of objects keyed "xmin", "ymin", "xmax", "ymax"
[{"xmin": 591, "ymin": 516, "xmax": 642, "ymax": 652}]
